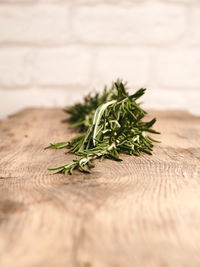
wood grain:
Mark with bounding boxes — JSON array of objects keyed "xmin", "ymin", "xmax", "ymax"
[{"xmin": 0, "ymin": 108, "xmax": 200, "ymax": 267}]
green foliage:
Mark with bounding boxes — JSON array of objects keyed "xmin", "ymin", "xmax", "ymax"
[{"xmin": 45, "ymin": 80, "xmax": 160, "ymax": 175}]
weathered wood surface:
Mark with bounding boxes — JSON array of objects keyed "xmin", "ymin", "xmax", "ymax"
[{"xmin": 0, "ymin": 108, "xmax": 200, "ymax": 267}]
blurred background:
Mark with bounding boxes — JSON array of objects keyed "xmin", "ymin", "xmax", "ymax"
[{"xmin": 0, "ymin": 0, "xmax": 200, "ymax": 119}]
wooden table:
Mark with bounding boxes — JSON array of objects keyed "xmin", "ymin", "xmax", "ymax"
[{"xmin": 0, "ymin": 108, "xmax": 200, "ymax": 267}]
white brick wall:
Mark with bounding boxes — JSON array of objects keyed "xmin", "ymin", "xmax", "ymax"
[
  {"xmin": 156, "ymin": 49, "xmax": 200, "ymax": 89},
  {"xmin": 0, "ymin": 0, "xmax": 200, "ymax": 118},
  {"xmin": 36, "ymin": 47, "xmax": 91, "ymax": 86},
  {"xmin": 0, "ymin": 4, "xmax": 70, "ymax": 44},
  {"xmin": 0, "ymin": 49, "xmax": 32, "ymax": 87},
  {"xmin": 189, "ymin": 6, "xmax": 200, "ymax": 45},
  {"xmin": 94, "ymin": 48, "xmax": 149, "ymax": 88},
  {"xmin": 73, "ymin": 3, "xmax": 186, "ymax": 44}
]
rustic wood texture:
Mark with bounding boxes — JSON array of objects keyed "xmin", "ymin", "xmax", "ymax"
[{"xmin": 0, "ymin": 108, "xmax": 200, "ymax": 267}]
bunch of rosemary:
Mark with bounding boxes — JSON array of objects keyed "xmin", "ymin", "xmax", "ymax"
[{"xmin": 45, "ymin": 80, "xmax": 160, "ymax": 175}]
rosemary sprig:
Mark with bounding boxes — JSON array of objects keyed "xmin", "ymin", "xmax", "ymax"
[{"xmin": 45, "ymin": 80, "xmax": 160, "ymax": 175}]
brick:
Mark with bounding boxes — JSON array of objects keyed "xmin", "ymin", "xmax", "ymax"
[
  {"xmin": 0, "ymin": 0, "xmax": 36, "ymax": 2},
  {"xmin": 142, "ymin": 88, "xmax": 200, "ymax": 115},
  {"xmin": 156, "ymin": 49, "xmax": 200, "ymax": 89},
  {"xmin": 0, "ymin": 0, "xmax": 65, "ymax": 2},
  {"xmin": 0, "ymin": 49, "xmax": 32, "ymax": 87},
  {"xmin": 73, "ymin": 3, "xmax": 186, "ymax": 44},
  {"xmin": 36, "ymin": 47, "xmax": 91, "ymax": 85},
  {"xmin": 76, "ymin": 0, "xmax": 144, "ymax": 4},
  {"xmin": 0, "ymin": 88, "xmax": 85, "ymax": 119},
  {"xmin": 189, "ymin": 7, "xmax": 200, "ymax": 45},
  {"xmin": 0, "ymin": 4, "xmax": 69, "ymax": 44},
  {"xmin": 93, "ymin": 48, "xmax": 149, "ymax": 88},
  {"xmin": 164, "ymin": 0, "xmax": 197, "ymax": 3}
]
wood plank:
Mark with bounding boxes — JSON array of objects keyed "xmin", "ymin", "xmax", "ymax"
[{"xmin": 0, "ymin": 108, "xmax": 200, "ymax": 267}]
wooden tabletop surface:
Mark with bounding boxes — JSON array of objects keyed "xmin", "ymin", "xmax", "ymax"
[{"xmin": 0, "ymin": 108, "xmax": 200, "ymax": 267}]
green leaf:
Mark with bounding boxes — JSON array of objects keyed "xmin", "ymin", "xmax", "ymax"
[
  {"xmin": 45, "ymin": 142, "xmax": 68, "ymax": 149},
  {"xmin": 46, "ymin": 79, "xmax": 160, "ymax": 175}
]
